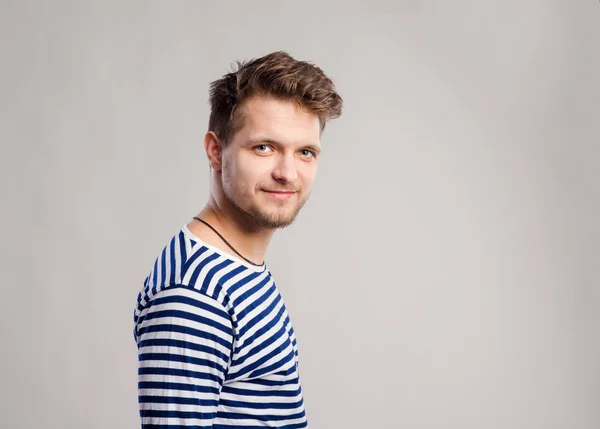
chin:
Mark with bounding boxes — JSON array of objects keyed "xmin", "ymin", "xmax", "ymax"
[{"xmin": 252, "ymin": 207, "xmax": 301, "ymax": 229}]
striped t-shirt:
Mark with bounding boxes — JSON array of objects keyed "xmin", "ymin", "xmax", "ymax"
[{"xmin": 133, "ymin": 225, "xmax": 307, "ymax": 428}]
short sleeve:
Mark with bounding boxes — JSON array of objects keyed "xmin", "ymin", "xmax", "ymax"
[{"xmin": 135, "ymin": 285, "xmax": 234, "ymax": 428}]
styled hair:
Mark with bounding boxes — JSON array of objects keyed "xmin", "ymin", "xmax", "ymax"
[{"xmin": 208, "ymin": 51, "xmax": 343, "ymax": 145}]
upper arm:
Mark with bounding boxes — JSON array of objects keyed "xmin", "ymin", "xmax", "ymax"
[{"xmin": 135, "ymin": 285, "xmax": 233, "ymax": 428}]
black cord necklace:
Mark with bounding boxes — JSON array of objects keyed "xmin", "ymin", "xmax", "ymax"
[{"xmin": 192, "ymin": 216, "xmax": 264, "ymax": 267}]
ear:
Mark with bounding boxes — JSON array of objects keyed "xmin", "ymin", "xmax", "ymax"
[{"xmin": 204, "ymin": 131, "xmax": 223, "ymax": 171}]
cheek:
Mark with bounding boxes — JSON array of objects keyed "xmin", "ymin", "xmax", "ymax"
[
  {"xmin": 233, "ymin": 156, "xmax": 269, "ymax": 188},
  {"xmin": 300, "ymin": 162, "xmax": 318, "ymax": 187},
  {"xmin": 223, "ymin": 158, "xmax": 248, "ymax": 195}
]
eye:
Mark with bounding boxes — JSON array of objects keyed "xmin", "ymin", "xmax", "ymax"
[
  {"xmin": 254, "ymin": 144, "xmax": 273, "ymax": 153},
  {"xmin": 299, "ymin": 149, "xmax": 315, "ymax": 158}
]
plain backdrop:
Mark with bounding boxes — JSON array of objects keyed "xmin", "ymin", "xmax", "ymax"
[{"xmin": 1, "ymin": 1, "xmax": 599, "ymax": 428}]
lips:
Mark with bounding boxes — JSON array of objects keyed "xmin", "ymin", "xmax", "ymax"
[{"xmin": 262, "ymin": 189, "xmax": 297, "ymax": 200}]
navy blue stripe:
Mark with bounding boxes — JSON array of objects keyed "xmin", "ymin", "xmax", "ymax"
[
  {"xmin": 231, "ymin": 339, "xmax": 293, "ymax": 379},
  {"xmin": 201, "ymin": 259, "xmax": 234, "ymax": 295},
  {"xmin": 221, "ymin": 385, "xmax": 301, "ymax": 398},
  {"xmin": 143, "ymin": 309, "xmax": 232, "ymax": 337},
  {"xmin": 215, "ymin": 410, "xmax": 305, "ymax": 422},
  {"xmin": 179, "ymin": 231, "xmax": 187, "ymax": 262},
  {"xmin": 140, "ymin": 409, "xmax": 218, "ymax": 420},
  {"xmin": 143, "ymin": 425, "xmax": 212, "ymax": 429},
  {"xmin": 248, "ymin": 349, "xmax": 297, "ymax": 380},
  {"xmin": 139, "ymin": 381, "xmax": 218, "ymax": 394},
  {"xmin": 151, "ymin": 257, "xmax": 159, "ymax": 294},
  {"xmin": 232, "ymin": 323, "xmax": 287, "ymax": 368},
  {"xmin": 137, "ymin": 324, "xmax": 232, "ymax": 350},
  {"xmin": 152, "ymin": 291, "xmax": 230, "ymax": 321},
  {"xmin": 160, "ymin": 246, "xmax": 167, "ymax": 289},
  {"xmin": 139, "ymin": 395, "xmax": 219, "ymax": 407},
  {"xmin": 213, "ymin": 424, "xmax": 307, "ymax": 429},
  {"xmin": 242, "ymin": 376, "xmax": 300, "ymax": 388},
  {"xmin": 169, "ymin": 236, "xmax": 177, "ymax": 284},
  {"xmin": 181, "ymin": 246, "xmax": 209, "ymax": 277},
  {"xmin": 139, "ymin": 338, "xmax": 230, "ymax": 362},
  {"xmin": 238, "ymin": 290, "xmax": 281, "ymax": 337},
  {"xmin": 218, "ymin": 265, "xmax": 247, "ymax": 286},
  {"xmin": 189, "ymin": 250, "xmax": 221, "ymax": 285},
  {"xmin": 227, "ymin": 270, "xmax": 263, "ymax": 296},
  {"xmin": 218, "ymin": 398, "xmax": 303, "ymax": 410},
  {"xmin": 138, "ymin": 366, "xmax": 223, "ymax": 384},
  {"xmin": 181, "ymin": 241, "xmax": 208, "ymax": 274},
  {"xmin": 139, "ymin": 352, "xmax": 227, "ymax": 374},
  {"xmin": 235, "ymin": 306, "xmax": 287, "ymax": 353},
  {"xmin": 231, "ymin": 275, "xmax": 271, "ymax": 311},
  {"xmin": 236, "ymin": 284, "xmax": 278, "ymax": 324}
]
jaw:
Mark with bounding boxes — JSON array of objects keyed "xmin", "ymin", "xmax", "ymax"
[{"xmin": 244, "ymin": 192, "xmax": 308, "ymax": 229}]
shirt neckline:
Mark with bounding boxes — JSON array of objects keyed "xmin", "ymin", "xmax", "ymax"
[{"xmin": 181, "ymin": 224, "xmax": 267, "ymax": 273}]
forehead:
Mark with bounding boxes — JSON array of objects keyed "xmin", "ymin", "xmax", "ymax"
[{"xmin": 233, "ymin": 96, "xmax": 321, "ymax": 146}]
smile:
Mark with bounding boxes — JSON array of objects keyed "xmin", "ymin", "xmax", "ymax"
[{"xmin": 262, "ymin": 190, "xmax": 296, "ymax": 200}]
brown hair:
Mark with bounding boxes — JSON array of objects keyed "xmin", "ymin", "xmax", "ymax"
[{"xmin": 208, "ymin": 51, "xmax": 343, "ymax": 145}]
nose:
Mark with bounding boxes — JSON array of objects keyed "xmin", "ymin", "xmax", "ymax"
[{"xmin": 272, "ymin": 154, "xmax": 298, "ymax": 183}]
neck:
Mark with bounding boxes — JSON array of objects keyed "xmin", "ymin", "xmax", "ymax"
[{"xmin": 188, "ymin": 195, "xmax": 274, "ymax": 266}]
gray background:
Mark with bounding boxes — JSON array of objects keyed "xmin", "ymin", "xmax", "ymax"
[{"xmin": 1, "ymin": 1, "xmax": 599, "ymax": 428}]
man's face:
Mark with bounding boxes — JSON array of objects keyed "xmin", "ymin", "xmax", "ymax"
[{"xmin": 220, "ymin": 95, "xmax": 321, "ymax": 229}]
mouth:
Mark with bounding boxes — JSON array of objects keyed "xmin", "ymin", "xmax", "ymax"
[{"xmin": 262, "ymin": 189, "xmax": 297, "ymax": 200}]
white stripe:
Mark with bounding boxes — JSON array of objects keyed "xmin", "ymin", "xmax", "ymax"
[
  {"xmin": 220, "ymin": 390, "xmax": 302, "ymax": 404},
  {"xmin": 140, "ymin": 416, "xmax": 216, "ymax": 425}
]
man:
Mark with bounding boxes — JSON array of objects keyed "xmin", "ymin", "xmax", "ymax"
[{"xmin": 133, "ymin": 50, "xmax": 343, "ymax": 428}]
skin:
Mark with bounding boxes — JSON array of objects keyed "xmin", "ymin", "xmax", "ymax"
[{"xmin": 186, "ymin": 94, "xmax": 322, "ymax": 265}]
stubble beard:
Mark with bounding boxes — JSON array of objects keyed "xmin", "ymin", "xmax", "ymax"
[{"xmin": 222, "ymin": 179, "xmax": 309, "ymax": 230}]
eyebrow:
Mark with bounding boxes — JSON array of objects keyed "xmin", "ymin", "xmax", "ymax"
[{"xmin": 247, "ymin": 137, "xmax": 321, "ymax": 154}]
